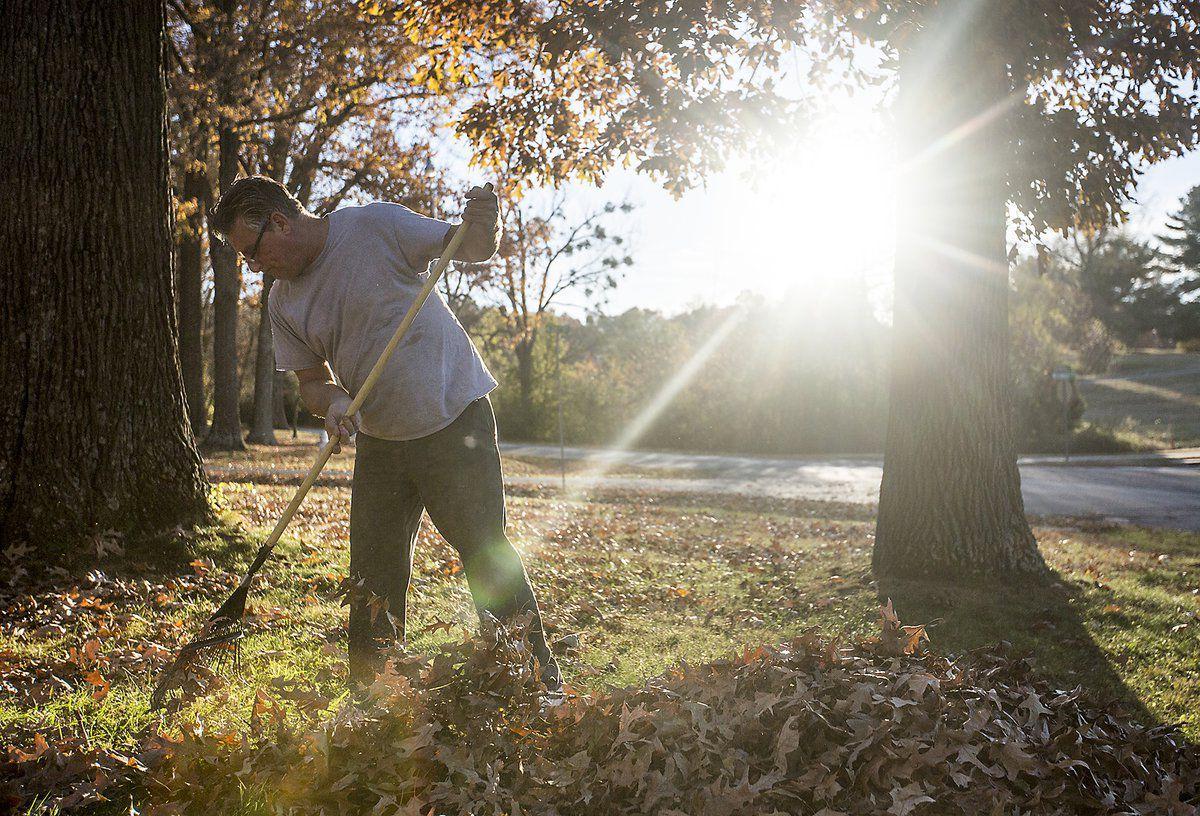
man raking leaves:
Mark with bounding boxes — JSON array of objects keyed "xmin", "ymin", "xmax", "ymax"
[{"xmin": 152, "ymin": 178, "xmax": 560, "ymax": 707}]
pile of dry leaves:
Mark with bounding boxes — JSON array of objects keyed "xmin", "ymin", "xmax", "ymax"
[{"xmin": 6, "ymin": 604, "xmax": 1198, "ymax": 815}]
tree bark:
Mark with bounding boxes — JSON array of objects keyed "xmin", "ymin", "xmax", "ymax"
[
  {"xmin": 203, "ymin": 124, "xmax": 245, "ymax": 450},
  {"xmin": 245, "ymin": 133, "xmax": 293, "ymax": 446},
  {"xmin": 873, "ymin": 17, "xmax": 1047, "ymax": 580},
  {"xmin": 0, "ymin": 1, "xmax": 210, "ymax": 551},
  {"xmin": 273, "ymin": 370, "xmax": 296, "ymax": 434},
  {"xmin": 177, "ymin": 169, "xmax": 208, "ymax": 436},
  {"xmin": 246, "ymin": 272, "xmax": 278, "ymax": 444},
  {"xmin": 515, "ymin": 334, "xmax": 536, "ymax": 438}
]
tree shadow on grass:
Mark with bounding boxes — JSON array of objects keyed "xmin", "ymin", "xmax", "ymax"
[
  {"xmin": 876, "ymin": 568, "xmax": 1158, "ymax": 727},
  {"xmin": 1, "ymin": 516, "xmax": 258, "ymax": 605}
]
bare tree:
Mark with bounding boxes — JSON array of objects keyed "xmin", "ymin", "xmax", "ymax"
[{"xmin": 482, "ymin": 194, "xmax": 633, "ymax": 435}]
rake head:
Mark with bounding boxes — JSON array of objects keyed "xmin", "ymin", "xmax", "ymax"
[{"xmin": 149, "ymin": 584, "xmax": 249, "ymax": 711}]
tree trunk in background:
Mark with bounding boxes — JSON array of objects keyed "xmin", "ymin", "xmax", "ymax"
[
  {"xmin": 273, "ymin": 373, "xmax": 289, "ymax": 426},
  {"xmin": 515, "ymin": 334, "xmax": 536, "ymax": 438},
  {"xmin": 873, "ymin": 16, "xmax": 1046, "ymax": 580},
  {"xmin": 204, "ymin": 124, "xmax": 245, "ymax": 450},
  {"xmin": 178, "ymin": 170, "xmax": 208, "ymax": 437},
  {"xmin": 273, "ymin": 371, "xmax": 297, "ymax": 435},
  {"xmin": 245, "ymin": 136, "xmax": 292, "ymax": 445},
  {"xmin": 246, "ymin": 272, "xmax": 278, "ymax": 444},
  {"xmin": 0, "ymin": 2, "xmax": 210, "ymax": 551}
]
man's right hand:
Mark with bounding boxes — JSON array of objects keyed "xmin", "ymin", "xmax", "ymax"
[
  {"xmin": 325, "ymin": 393, "xmax": 361, "ymax": 453},
  {"xmin": 297, "ymin": 362, "xmax": 359, "ymax": 453}
]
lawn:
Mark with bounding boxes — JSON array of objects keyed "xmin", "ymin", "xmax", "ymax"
[
  {"xmin": 1078, "ymin": 350, "xmax": 1200, "ymax": 448},
  {"xmin": 3, "ymin": 449, "xmax": 1199, "ymax": 811}
]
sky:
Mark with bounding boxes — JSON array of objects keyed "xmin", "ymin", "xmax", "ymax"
[
  {"xmin": 551, "ymin": 130, "xmax": 1200, "ymax": 321},
  {"xmin": 433, "ymin": 39, "xmax": 1200, "ymax": 323}
]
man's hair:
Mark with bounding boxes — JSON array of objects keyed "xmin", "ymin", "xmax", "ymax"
[{"xmin": 209, "ymin": 175, "xmax": 304, "ymax": 237}]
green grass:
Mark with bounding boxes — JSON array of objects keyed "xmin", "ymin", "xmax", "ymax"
[
  {"xmin": 1078, "ymin": 350, "xmax": 1200, "ymax": 448},
  {"xmin": 3, "ymin": 480, "xmax": 1199, "ymax": 811}
]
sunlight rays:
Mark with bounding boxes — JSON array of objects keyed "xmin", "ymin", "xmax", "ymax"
[
  {"xmin": 898, "ymin": 89, "xmax": 1025, "ymax": 180},
  {"xmin": 511, "ymin": 304, "xmax": 750, "ymax": 564},
  {"xmin": 519, "ymin": 0, "xmax": 1023, "ymax": 554},
  {"xmin": 574, "ymin": 304, "xmax": 748, "ymax": 488},
  {"xmin": 909, "ymin": 233, "xmax": 1008, "ymax": 277}
]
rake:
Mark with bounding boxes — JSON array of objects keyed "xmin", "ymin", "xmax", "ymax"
[{"xmin": 150, "ymin": 208, "xmax": 476, "ymax": 711}]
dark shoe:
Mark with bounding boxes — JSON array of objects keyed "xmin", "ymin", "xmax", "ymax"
[
  {"xmin": 348, "ymin": 613, "xmax": 399, "ymax": 691},
  {"xmin": 539, "ymin": 655, "xmax": 563, "ymax": 693},
  {"xmin": 537, "ymin": 664, "xmax": 568, "ymax": 715}
]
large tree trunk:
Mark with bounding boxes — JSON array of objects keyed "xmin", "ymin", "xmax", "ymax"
[
  {"xmin": 203, "ymin": 124, "xmax": 245, "ymax": 450},
  {"xmin": 177, "ymin": 170, "xmax": 208, "ymax": 437},
  {"xmin": 873, "ymin": 17, "xmax": 1047, "ymax": 580},
  {"xmin": 0, "ymin": 2, "xmax": 210, "ymax": 551},
  {"xmin": 246, "ymin": 273, "xmax": 278, "ymax": 444}
]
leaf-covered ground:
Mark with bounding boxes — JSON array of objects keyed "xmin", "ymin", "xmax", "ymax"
[{"xmin": 2, "ymin": 458, "xmax": 1199, "ymax": 813}]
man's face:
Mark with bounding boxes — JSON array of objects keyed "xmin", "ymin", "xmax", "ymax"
[{"xmin": 227, "ymin": 213, "xmax": 305, "ymax": 280}]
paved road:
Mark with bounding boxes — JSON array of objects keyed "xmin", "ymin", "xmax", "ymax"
[
  {"xmin": 502, "ymin": 443, "xmax": 1200, "ymax": 531},
  {"xmin": 1085, "ymin": 360, "xmax": 1200, "ymax": 384},
  {"xmin": 209, "ymin": 436, "xmax": 1200, "ymax": 532}
]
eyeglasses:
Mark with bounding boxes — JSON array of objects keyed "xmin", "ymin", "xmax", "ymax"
[{"xmin": 240, "ymin": 217, "xmax": 271, "ymax": 265}]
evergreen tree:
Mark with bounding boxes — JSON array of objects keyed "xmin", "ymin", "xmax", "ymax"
[{"xmin": 1159, "ymin": 185, "xmax": 1200, "ymax": 341}]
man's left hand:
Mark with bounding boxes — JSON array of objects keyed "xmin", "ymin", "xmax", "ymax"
[
  {"xmin": 450, "ymin": 182, "xmax": 500, "ymax": 262},
  {"xmin": 463, "ymin": 183, "xmax": 499, "ymax": 226}
]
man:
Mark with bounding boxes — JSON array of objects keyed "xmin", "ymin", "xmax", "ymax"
[{"xmin": 210, "ymin": 176, "xmax": 560, "ymax": 690}]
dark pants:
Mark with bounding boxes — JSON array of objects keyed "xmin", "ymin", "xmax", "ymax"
[{"xmin": 347, "ymin": 396, "xmax": 558, "ymax": 686}]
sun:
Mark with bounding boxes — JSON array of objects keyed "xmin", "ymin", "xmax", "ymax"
[{"xmin": 725, "ymin": 107, "xmax": 897, "ymax": 297}]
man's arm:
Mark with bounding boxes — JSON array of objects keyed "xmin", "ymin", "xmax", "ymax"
[
  {"xmin": 296, "ymin": 362, "xmax": 359, "ymax": 453},
  {"xmin": 442, "ymin": 222, "xmax": 499, "ymax": 263}
]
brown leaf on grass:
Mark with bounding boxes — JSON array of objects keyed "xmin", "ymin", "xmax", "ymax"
[
  {"xmin": 423, "ymin": 619, "xmax": 458, "ymax": 636},
  {"xmin": 250, "ymin": 689, "xmax": 286, "ymax": 731},
  {"xmin": 89, "ymin": 531, "xmax": 124, "ymax": 560},
  {"xmin": 269, "ymin": 677, "xmax": 332, "ymax": 716},
  {"xmin": 3, "ymin": 541, "xmax": 31, "ymax": 563},
  {"xmin": 4, "ymin": 487, "xmax": 1199, "ymax": 815},
  {"xmin": 6, "ymin": 733, "xmax": 49, "ymax": 763},
  {"xmin": 872, "ymin": 599, "xmax": 931, "ymax": 656},
  {"xmin": 83, "ymin": 670, "xmax": 109, "ymax": 702},
  {"xmin": 553, "ymin": 632, "xmax": 583, "ymax": 653}
]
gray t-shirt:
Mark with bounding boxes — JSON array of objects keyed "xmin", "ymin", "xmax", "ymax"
[{"xmin": 268, "ymin": 202, "xmax": 497, "ymax": 441}]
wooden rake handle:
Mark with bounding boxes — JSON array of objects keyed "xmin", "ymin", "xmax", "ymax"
[{"xmin": 236, "ymin": 218, "xmax": 473, "ymax": 584}]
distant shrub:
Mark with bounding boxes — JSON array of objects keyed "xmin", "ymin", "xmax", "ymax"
[
  {"xmin": 1077, "ymin": 320, "xmax": 1116, "ymax": 374},
  {"xmin": 1067, "ymin": 422, "xmax": 1142, "ymax": 454}
]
